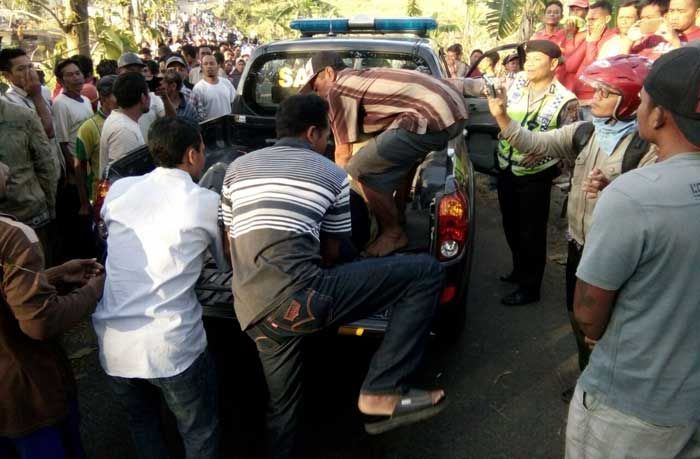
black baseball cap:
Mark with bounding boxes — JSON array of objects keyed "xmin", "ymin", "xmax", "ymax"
[
  {"xmin": 525, "ymin": 40, "xmax": 562, "ymax": 59},
  {"xmin": 299, "ymin": 51, "xmax": 348, "ymax": 94},
  {"xmin": 96, "ymin": 75, "xmax": 118, "ymax": 97},
  {"xmin": 644, "ymin": 46, "xmax": 700, "ymax": 146}
]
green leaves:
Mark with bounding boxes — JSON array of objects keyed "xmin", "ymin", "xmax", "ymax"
[{"xmin": 485, "ymin": 0, "xmax": 546, "ymax": 40}]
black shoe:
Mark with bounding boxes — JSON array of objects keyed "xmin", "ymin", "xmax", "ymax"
[
  {"xmin": 499, "ymin": 272, "xmax": 520, "ymax": 283},
  {"xmin": 501, "ymin": 289, "xmax": 540, "ymax": 306},
  {"xmin": 561, "ymin": 387, "xmax": 575, "ymax": 404}
]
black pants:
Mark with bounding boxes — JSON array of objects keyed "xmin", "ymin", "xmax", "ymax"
[
  {"xmin": 496, "ymin": 167, "xmax": 558, "ymax": 295},
  {"xmin": 54, "ymin": 182, "xmax": 95, "ymax": 263},
  {"xmin": 565, "ymin": 241, "xmax": 591, "ymax": 372},
  {"xmin": 245, "ymin": 254, "xmax": 444, "ymax": 459}
]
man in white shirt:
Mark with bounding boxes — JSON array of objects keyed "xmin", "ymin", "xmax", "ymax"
[
  {"xmin": 99, "ymin": 72, "xmax": 149, "ymax": 176},
  {"xmin": 93, "ymin": 117, "xmax": 228, "ymax": 459},
  {"xmin": 52, "ymin": 58, "xmax": 95, "ymax": 261},
  {"xmin": 192, "ymin": 55, "xmax": 235, "ymax": 121},
  {"xmin": 53, "ymin": 59, "xmax": 94, "ymax": 173},
  {"xmin": 117, "ymin": 52, "xmax": 167, "ymax": 142}
]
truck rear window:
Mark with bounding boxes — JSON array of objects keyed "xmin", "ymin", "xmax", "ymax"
[{"xmin": 242, "ymin": 51, "xmax": 433, "ymax": 116}]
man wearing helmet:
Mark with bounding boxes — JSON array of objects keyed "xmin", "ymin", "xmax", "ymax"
[
  {"xmin": 566, "ymin": 46, "xmax": 700, "ymax": 458},
  {"xmin": 486, "ymin": 55, "xmax": 656, "ymax": 400}
]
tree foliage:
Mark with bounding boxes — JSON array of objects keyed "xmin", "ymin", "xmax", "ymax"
[
  {"xmin": 216, "ymin": 0, "xmax": 338, "ymax": 41},
  {"xmin": 485, "ymin": 0, "xmax": 546, "ymax": 41}
]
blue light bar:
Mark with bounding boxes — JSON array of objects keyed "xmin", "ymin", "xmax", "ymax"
[
  {"xmin": 290, "ymin": 17, "xmax": 438, "ymax": 37},
  {"xmin": 289, "ymin": 18, "xmax": 350, "ymax": 35}
]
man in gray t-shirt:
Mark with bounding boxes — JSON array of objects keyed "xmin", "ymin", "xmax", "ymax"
[{"xmin": 565, "ymin": 47, "xmax": 700, "ymax": 458}]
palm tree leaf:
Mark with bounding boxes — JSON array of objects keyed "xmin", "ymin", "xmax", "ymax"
[{"xmin": 485, "ymin": 0, "xmax": 523, "ymax": 39}]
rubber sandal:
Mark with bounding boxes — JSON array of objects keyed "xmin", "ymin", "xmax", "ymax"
[{"xmin": 363, "ymin": 389, "xmax": 448, "ymax": 435}]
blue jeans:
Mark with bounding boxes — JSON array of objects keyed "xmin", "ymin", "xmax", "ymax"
[
  {"xmin": 246, "ymin": 253, "xmax": 444, "ymax": 459},
  {"xmin": 107, "ymin": 350, "xmax": 219, "ymax": 459},
  {"xmin": 0, "ymin": 399, "xmax": 84, "ymax": 459}
]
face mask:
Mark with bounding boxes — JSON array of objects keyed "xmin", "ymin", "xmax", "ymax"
[{"xmin": 592, "ymin": 117, "xmax": 638, "ymax": 156}]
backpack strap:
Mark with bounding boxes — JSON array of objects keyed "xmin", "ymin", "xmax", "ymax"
[
  {"xmin": 621, "ymin": 130, "xmax": 651, "ymax": 173},
  {"xmin": 572, "ymin": 121, "xmax": 594, "ymax": 156}
]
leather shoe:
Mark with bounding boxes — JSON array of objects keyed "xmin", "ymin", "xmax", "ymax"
[
  {"xmin": 499, "ymin": 272, "xmax": 519, "ymax": 283},
  {"xmin": 501, "ymin": 289, "xmax": 540, "ymax": 306}
]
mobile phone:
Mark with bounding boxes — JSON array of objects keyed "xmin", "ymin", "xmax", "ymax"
[
  {"xmin": 483, "ymin": 74, "xmax": 497, "ymax": 97},
  {"xmin": 640, "ymin": 18, "xmax": 664, "ymax": 35}
]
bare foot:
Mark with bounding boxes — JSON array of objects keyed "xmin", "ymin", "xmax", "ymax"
[
  {"xmin": 358, "ymin": 389, "xmax": 446, "ymax": 416},
  {"xmin": 364, "ymin": 230, "xmax": 408, "ymax": 257}
]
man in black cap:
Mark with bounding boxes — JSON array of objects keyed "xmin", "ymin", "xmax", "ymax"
[
  {"xmin": 301, "ymin": 51, "xmax": 483, "ymax": 256},
  {"xmin": 494, "ymin": 40, "xmax": 579, "ymax": 306},
  {"xmin": 566, "ymin": 46, "xmax": 700, "ymax": 458}
]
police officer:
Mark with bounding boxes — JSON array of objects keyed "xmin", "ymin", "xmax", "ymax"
[
  {"xmin": 488, "ymin": 55, "xmax": 655, "ymax": 400},
  {"xmin": 496, "ymin": 40, "xmax": 580, "ymax": 306}
]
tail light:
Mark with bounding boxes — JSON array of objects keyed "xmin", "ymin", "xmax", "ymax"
[
  {"xmin": 436, "ymin": 190, "xmax": 469, "ymax": 262},
  {"xmin": 93, "ymin": 179, "xmax": 111, "ymax": 239}
]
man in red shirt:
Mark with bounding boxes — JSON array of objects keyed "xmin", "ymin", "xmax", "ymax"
[
  {"xmin": 533, "ymin": 0, "xmax": 567, "ymax": 47},
  {"xmin": 568, "ymin": 1, "xmax": 617, "ymax": 118},
  {"xmin": 668, "ymin": 0, "xmax": 700, "ymax": 43}
]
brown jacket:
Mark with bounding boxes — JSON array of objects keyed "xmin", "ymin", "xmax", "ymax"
[
  {"xmin": 0, "ymin": 215, "xmax": 100, "ymax": 437},
  {"xmin": 500, "ymin": 120, "xmax": 657, "ymax": 246}
]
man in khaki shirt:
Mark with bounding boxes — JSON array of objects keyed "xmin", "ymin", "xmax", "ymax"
[{"xmin": 487, "ymin": 55, "xmax": 656, "ymax": 400}]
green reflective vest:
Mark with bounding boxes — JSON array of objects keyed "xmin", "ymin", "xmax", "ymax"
[{"xmin": 498, "ymin": 73, "xmax": 577, "ymax": 176}]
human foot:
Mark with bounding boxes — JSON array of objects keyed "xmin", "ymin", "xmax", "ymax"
[
  {"xmin": 363, "ymin": 230, "xmax": 408, "ymax": 257},
  {"xmin": 358, "ymin": 389, "xmax": 445, "ymax": 416}
]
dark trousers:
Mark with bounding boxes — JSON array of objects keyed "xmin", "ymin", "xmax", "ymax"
[
  {"xmin": 565, "ymin": 241, "xmax": 591, "ymax": 372},
  {"xmin": 246, "ymin": 254, "xmax": 444, "ymax": 459},
  {"xmin": 107, "ymin": 350, "xmax": 220, "ymax": 459},
  {"xmin": 497, "ymin": 167, "xmax": 558, "ymax": 295},
  {"xmin": 0, "ymin": 399, "xmax": 84, "ymax": 459},
  {"xmin": 55, "ymin": 182, "xmax": 95, "ymax": 264}
]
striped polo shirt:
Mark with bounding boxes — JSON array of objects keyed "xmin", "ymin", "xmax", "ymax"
[
  {"xmin": 326, "ymin": 68, "xmax": 468, "ymax": 145},
  {"xmin": 220, "ymin": 137, "xmax": 351, "ymax": 329}
]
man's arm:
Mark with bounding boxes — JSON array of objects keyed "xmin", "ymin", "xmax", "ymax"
[
  {"xmin": 74, "ymin": 127, "xmax": 92, "ymax": 215},
  {"xmin": 574, "ymin": 187, "xmax": 646, "ymax": 342},
  {"xmin": 27, "ymin": 113, "xmax": 59, "ymax": 218},
  {"xmin": 320, "ymin": 237, "xmax": 341, "ymax": 267},
  {"xmin": 573, "ymin": 279, "xmax": 616, "ymax": 340},
  {"xmin": 334, "ymin": 143, "xmax": 353, "ymax": 168},
  {"xmin": 320, "ymin": 175, "xmax": 352, "ymax": 267},
  {"xmin": 53, "ymin": 101, "xmax": 75, "ymax": 176},
  {"xmin": 444, "ymin": 77, "xmax": 485, "ymax": 98},
  {"xmin": 25, "ymin": 70, "xmax": 55, "ymax": 139},
  {"xmin": 2, "ymin": 225, "xmax": 103, "ymax": 340},
  {"xmin": 487, "ymin": 90, "xmax": 582, "ymax": 162}
]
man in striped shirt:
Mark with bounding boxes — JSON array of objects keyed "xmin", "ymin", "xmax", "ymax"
[
  {"xmin": 221, "ymin": 94, "xmax": 446, "ymax": 458},
  {"xmin": 301, "ymin": 52, "xmax": 475, "ymax": 256}
]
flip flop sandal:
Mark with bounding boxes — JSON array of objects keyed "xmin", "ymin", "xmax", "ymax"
[{"xmin": 363, "ymin": 389, "xmax": 448, "ymax": 435}]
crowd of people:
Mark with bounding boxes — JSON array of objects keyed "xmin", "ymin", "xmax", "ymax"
[{"xmin": 1, "ymin": 1, "xmax": 700, "ymax": 458}]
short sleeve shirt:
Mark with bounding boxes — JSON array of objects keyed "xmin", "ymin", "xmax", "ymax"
[
  {"xmin": 52, "ymin": 93, "xmax": 93, "ymax": 155},
  {"xmin": 99, "ymin": 110, "xmax": 145, "ymax": 175},
  {"xmin": 220, "ymin": 137, "xmax": 351, "ymax": 329},
  {"xmin": 577, "ymin": 153, "xmax": 700, "ymax": 426},
  {"xmin": 75, "ymin": 111, "xmax": 107, "ymax": 200},
  {"xmin": 326, "ymin": 68, "xmax": 468, "ymax": 144}
]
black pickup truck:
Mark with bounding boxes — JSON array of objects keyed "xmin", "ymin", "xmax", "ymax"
[{"xmin": 98, "ymin": 18, "xmax": 509, "ymax": 338}]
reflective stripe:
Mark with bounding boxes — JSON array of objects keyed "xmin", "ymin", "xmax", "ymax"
[{"xmin": 498, "ymin": 74, "xmax": 576, "ymax": 176}]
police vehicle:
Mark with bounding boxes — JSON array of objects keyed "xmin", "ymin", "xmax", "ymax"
[{"xmin": 99, "ymin": 17, "xmax": 508, "ymax": 338}]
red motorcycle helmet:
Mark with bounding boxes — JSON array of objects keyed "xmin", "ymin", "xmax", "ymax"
[{"xmin": 579, "ymin": 55, "xmax": 653, "ymax": 120}]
